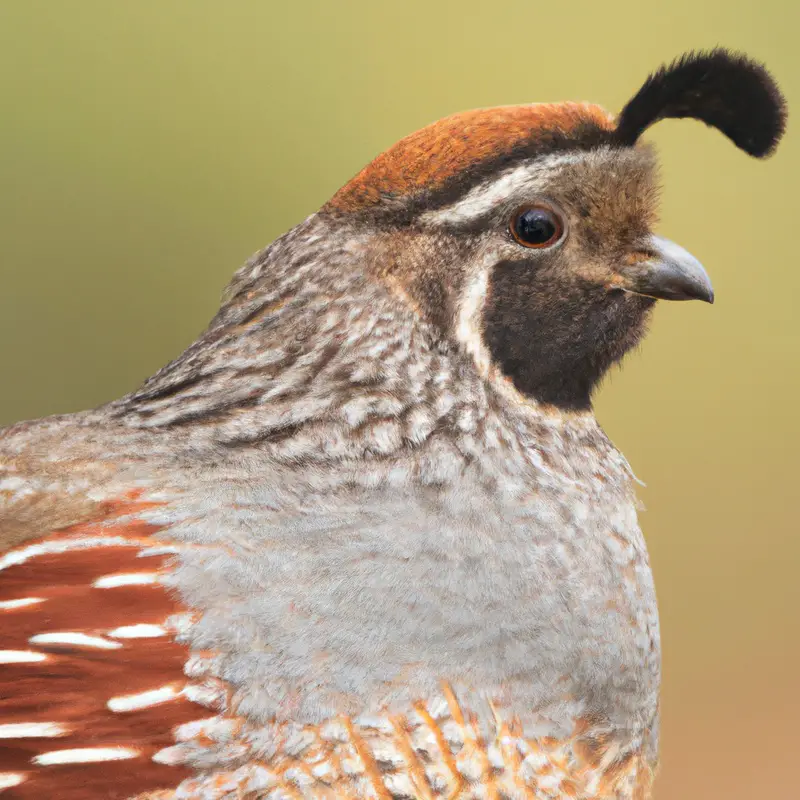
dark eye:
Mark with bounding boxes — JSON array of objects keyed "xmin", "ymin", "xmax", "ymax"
[{"xmin": 510, "ymin": 206, "xmax": 565, "ymax": 248}]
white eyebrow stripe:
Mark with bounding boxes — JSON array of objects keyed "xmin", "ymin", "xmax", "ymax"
[
  {"xmin": 455, "ymin": 259, "xmax": 493, "ymax": 380},
  {"xmin": 420, "ymin": 151, "xmax": 586, "ymax": 225},
  {"xmin": 29, "ymin": 632, "xmax": 122, "ymax": 650},
  {"xmin": 33, "ymin": 747, "xmax": 140, "ymax": 765},
  {"xmin": 0, "ymin": 723, "xmax": 69, "ymax": 739}
]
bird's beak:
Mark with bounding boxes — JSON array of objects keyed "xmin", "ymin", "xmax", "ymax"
[{"xmin": 616, "ymin": 235, "xmax": 715, "ymax": 304}]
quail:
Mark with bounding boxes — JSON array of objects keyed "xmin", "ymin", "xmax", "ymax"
[{"xmin": 0, "ymin": 50, "xmax": 786, "ymax": 800}]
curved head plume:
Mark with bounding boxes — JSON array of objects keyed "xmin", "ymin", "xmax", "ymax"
[
  {"xmin": 326, "ymin": 48, "xmax": 786, "ymax": 214},
  {"xmin": 614, "ymin": 49, "xmax": 787, "ymax": 157}
]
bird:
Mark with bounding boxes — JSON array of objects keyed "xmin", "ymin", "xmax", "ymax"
[{"xmin": 0, "ymin": 49, "xmax": 786, "ymax": 800}]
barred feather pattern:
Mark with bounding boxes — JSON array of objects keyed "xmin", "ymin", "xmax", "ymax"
[
  {"xmin": 0, "ymin": 491, "xmax": 654, "ymax": 800},
  {"xmin": 138, "ymin": 685, "xmax": 653, "ymax": 800}
]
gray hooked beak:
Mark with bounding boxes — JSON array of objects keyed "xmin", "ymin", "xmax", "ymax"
[{"xmin": 617, "ymin": 235, "xmax": 715, "ymax": 304}]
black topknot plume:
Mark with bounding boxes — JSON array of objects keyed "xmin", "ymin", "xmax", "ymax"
[{"xmin": 615, "ymin": 49, "xmax": 787, "ymax": 157}]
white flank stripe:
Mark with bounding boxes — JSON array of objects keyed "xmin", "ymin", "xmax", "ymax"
[
  {"xmin": 0, "ymin": 597, "xmax": 45, "ymax": 610},
  {"xmin": 167, "ymin": 612, "xmax": 196, "ymax": 635},
  {"xmin": 0, "ymin": 650, "xmax": 48, "ymax": 664},
  {"xmin": 29, "ymin": 632, "xmax": 122, "ymax": 650},
  {"xmin": 0, "ymin": 536, "xmax": 139, "ymax": 571},
  {"xmin": 174, "ymin": 715, "xmax": 236, "ymax": 742},
  {"xmin": 137, "ymin": 545, "xmax": 182, "ymax": 557},
  {"xmin": 33, "ymin": 747, "xmax": 140, "ymax": 766},
  {"xmin": 0, "ymin": 723, "xmax": 69, "ymax": 739},
  {"xmin": 107, "ymin": 623, "xmax": 166, "ymax": 639},
  {"xmin": 107, "ymin": 685, "xmax": 179, "ymax": 712},
  {"xmin": 93, "ymin": 572, "xmax": 159, "ymax": 588},
  {"xmin": 151, "ymin": 745, "xmax": 185, "ymax": 766},
  {"xmin": 0, "ymin": 773, "xmax": 25, "ymax": 789},
  {"xmin": 183, "ymin": 682, "xmax": 226, "ymax": 709}
]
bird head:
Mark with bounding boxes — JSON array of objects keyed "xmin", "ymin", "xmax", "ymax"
[{"xmin": 322, "ymin": 50, "xmax": 786, "ymax": 411}]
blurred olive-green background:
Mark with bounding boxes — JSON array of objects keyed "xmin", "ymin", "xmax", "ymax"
[{"xmin": 1, "ymin": 2, "xmax": 797, "ymax": 796}]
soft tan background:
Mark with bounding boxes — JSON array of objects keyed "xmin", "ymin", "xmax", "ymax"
[{"xmin": 0, "ymin": 2, "xmax": 797, "ymax": 796}]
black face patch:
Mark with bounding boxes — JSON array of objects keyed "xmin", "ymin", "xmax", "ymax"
[
  {"xmin": 615, "ymin": 49, "xmax": 787, "ymax": 157},
  {"xmin": 328, "ymin": 50, "xmax": 785, "ymax": 412},
  {"xmin": 483, "ymin": 258, "xmax": 654, "ymax": 410}
]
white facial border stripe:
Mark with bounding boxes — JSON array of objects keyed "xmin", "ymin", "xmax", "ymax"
[
  {"xmin": 456, "ymin": 261, "xmax": 493, "ymax": 381},
  {"xmin": 453, "ymin": 254, "xmax": 532, "ymax": 407}
]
